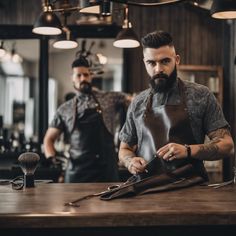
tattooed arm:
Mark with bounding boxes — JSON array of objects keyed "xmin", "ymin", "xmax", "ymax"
[{"xmin": 191, "ymin": 128, "xmax": 234, "ymax": 161}]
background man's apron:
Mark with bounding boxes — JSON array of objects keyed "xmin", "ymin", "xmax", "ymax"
[
  {"xmin": 64, "ymin": 95, "xmax": 119, "ymax": 183},
  {"xmin": 137, "ymin": 79, "xmax": 208, "ymax": 180}
]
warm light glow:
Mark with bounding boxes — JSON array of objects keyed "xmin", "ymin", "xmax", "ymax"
[
  {"xmin": 212, "ymin": 11, "xmax": 236, "ymax": 19},
  {"xmin": 32, "ymin": 26, "xmax": 62, "ymax": 35},
  {"xmin": 96, "ymin": 53, "xmax": 108, "ymax": 64},
  {"xmin": 113, "ymin": 39, "xmax": 140, "ymax": 48},
  {"xmin": 0, "ymin": 48, "xmax": 6, "ymax": 58},
  {"xmin": 53, "ymin": 40, "xmax": 78, "ymax": 49},
  {"xmin": 79, "ymin": 5, "xmax": 100, "ymax": 14}
]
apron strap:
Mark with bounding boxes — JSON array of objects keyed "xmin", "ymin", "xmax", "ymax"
[{"xmin": 71, "ymin": 91, "xmax": 104, "ymax": 133}]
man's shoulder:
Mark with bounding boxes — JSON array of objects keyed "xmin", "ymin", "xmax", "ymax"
[
  {"xmin": 182, "ymin": 79, "xmax": 210, "ymax": 96},
  {"xmin": 57, "ymin": 99, "xmax": 74, "ymax": 113},
  {"xmin": 131, "ymin": 88, "xmax": 151, "ymax": 108}
]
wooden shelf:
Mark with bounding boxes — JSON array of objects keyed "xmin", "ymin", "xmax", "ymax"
[{"xmin": 178, "ymin": 65, "xmax": 223, "ymax": 106}]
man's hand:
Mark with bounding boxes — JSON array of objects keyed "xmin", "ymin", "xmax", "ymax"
[
  {"xmin": 157, "ymin": 143, "xmax": 188, "ymax": 161},
  {"xmin": 43, "ymin": 156, "xmax": 68, "ymax": 170},
  {"xmin": 125, "ymin": 157, "xmax": 147, "ymax": 175},
  {"xmin": 55, "ymin": 156, "xmax": 68, "ymax": 171}
]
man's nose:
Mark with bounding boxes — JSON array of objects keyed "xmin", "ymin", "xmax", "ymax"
[
  {"xmin": 80, "ymin": 74, "xmax": 87, "ymax": 81},
  {"xmin": 154, "ymin": 63, "xmax": 163, "ymax": 74}
]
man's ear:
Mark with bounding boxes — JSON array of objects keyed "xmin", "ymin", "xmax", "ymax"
[{"xmin": 175, "ymin": 54, "xmax": 180, "ymax": 65}]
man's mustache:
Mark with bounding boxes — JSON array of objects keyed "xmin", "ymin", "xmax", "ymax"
[{"xmin": 151, "ymin": 73, "xmax": 169, "ymax": 81}]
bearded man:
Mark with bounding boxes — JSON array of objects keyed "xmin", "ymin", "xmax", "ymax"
[
  {"xmin": 44, "ymin": 56, "xmax": 131, "ymax": 183},
  {"xmin": 119, "ymin": 30, "xmax": 234, "ymax": 180}
]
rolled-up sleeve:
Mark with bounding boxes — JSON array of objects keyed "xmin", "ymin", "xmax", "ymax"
[
  {"xmin": 203, "ymin": 92, "xmax": 229, "ymax": 134},
  {"xmin": 50, "ymin": 111, "xmax": 65, "ymax": 131},
  {"xmin": 119, "ymin": 102, "xmax": 138, "ymax": 147}
]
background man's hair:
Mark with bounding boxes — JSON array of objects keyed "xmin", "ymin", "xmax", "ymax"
[
  {"xmin": 141, "ymin": 30, "xmax": 174, "ymax": 49},
  {"xmin": 71, "ymin": 56, "xmax": 89, "ymax": 68}
]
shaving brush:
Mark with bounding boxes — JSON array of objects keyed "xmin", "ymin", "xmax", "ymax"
[{"xmin": 18, "ymin": 152, "xmax": 40, "ymax": 188}]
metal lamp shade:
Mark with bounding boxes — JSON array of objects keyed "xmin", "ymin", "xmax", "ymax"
[
  {"xmin": 33, "ymin": 11, "xmax": 62, "ymax": 35},
  {"xmin": 79, "ymin": 0, "xmax": 100, "ymax": 14},
  {"xmin": 211, "ymin": 0, "xmax": 236, "ymax": 19},
  {"xmin": 113, "ymin": 28, "xmax": 140, "ymax": 48},
  {"xmin": 53, "ymin": 28, "xmax": 78, "ymax": 49}
]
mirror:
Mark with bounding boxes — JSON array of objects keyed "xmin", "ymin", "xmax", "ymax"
[
  {"xmin": 48, "ymin": 38, "xmax": 124, "ymax": 153},
  {"xmin": 0, "ymin": 36, "xmax": 124, "ymax": 153},
  {"xmin": 0, "ymin": 39, "xmax": 39, "ymax": 151}
]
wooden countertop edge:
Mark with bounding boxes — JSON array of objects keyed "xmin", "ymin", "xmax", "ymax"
[{"xmin": 0, "ymin": 212, "xmax": 236, "ymax": 228}]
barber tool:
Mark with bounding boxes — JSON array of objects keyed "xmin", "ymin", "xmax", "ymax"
[
  {"xmin": 64, "ymin": 155, "xmax": 171, "ymax": 207},
  {"xmin": 18, "ymin": 152, "xmax": 40, "ymax": 188},
  {"xmin": 64, "ymin": 174, "xmax": 139, "ymax": 207},
  {"xmin": 208, "ymin": 166, "xmax": 236, "ymax": 189},
  {"xmin": 64, "ymin": 154, "xmax": 169, "ymax": 207}
]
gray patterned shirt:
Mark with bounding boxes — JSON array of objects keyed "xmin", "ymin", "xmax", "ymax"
[
  {"xmin": 50, "ymin": 88, "xmax": 129, "ymax": 138},
  {"xmin": 119, "ymin": 79, "xmax": 229, "ymax": 147}
]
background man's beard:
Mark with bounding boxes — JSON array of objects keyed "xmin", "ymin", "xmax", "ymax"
[
  {"xmin": 149, "ymin": 66, "xmax": 177, "ymax": 93},
  {"xmin": 74, "ymin": 81, "xmax": 92, "ymax": 94}
]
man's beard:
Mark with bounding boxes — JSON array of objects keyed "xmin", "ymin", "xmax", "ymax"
[
  {"xmin": 74, "ymin": 81, "xmax": 92, "ymax": 94},
  {"xmin": 149, "ymin": 66, "xmax": 177, "ymax": 93}
]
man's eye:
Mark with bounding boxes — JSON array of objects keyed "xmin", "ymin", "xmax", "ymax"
[
  {"xmin": 147, "ymin": 61, "xmax": 156, "ymax": 66},
  {"xmin": 161, "ymin": 59, "xmax": 170, "ymax": 65}
]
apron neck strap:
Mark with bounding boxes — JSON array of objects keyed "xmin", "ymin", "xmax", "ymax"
[
  {"xmin": 71, "ymin": 92, "xmax": 103, "ymax": 132},
  {"xmin": 144, "ymin": 78, "xmax": 187, "ymax": 116}
]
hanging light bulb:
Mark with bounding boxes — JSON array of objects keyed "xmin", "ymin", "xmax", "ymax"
[
  {"xmin": 0, "ymin": 41, "xmax": 6, "ymax": 58},
  {"xmin": 11, "ymin": 42, "xmax": 23, "ymax": 63},
  {"xmin": 113, "ymin": 5, "xmax": 140, "ymax": 48}
]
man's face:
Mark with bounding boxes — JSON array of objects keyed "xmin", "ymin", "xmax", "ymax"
[
  {"xmin": 143, "ymin": 46, "xmax": 180, "ymax": 92},
  {"xmin": 72, "ymin": 66, "xmax": 92, "ymax": 93}
]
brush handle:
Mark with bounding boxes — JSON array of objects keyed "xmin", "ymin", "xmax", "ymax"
[{"xmin": 24, "ymin": 174, "xmax": 34, "ymax": 188}]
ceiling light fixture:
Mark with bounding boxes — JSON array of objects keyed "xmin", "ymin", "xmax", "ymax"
[
  {"xmin": 53, "ymin": 27, "xmax": 78, "ymax": 49},
  {"xmin": 33, "ymin": 0, "xmax": 184, "ymax": 36},
  {"xmin": 32, "ymin": 0, "xmax": 62, "ymax": 35},
  {"xmin": 113, "ymin": 5, "xmax": 140, "ymax": 48},
  {"xmin": 211, "ymin": 0, "xmax": 236, "ymax": 19},
  {"xmin": 53, "ymin": 14, "xmax": 78, "ymax": 49}
]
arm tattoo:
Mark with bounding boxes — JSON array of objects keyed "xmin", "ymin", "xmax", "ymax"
[{"xmin": 195, "ymin": 128, "xmax": 231, "ymax": 161}]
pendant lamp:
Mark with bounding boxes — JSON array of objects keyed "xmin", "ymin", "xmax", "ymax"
[
  {"xmin": 33, "ymin": 3, "xmax": 62, "ymax": 35},
  {"xmin": 53, "ymin": 15, "xmax": 78, "ymax": 49},
  {"xmin": 53, "ymin": 27, "xmax": 78, "ymax": 49},
  {"xmin": 211, "ymin": 0, "xmax": 236, "ymax": 19},
  {"xmin": 113, "ymin": 6, "xmax": 140, "ymax": 48}
]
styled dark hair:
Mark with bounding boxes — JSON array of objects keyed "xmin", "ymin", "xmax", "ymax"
[
  {"xmin": 71, "ymin": 56, "xmax": 89, "ymax": 68},
  {"xmin": 141, "ymin": 30, "xmax": 174, "ymax": 49}
]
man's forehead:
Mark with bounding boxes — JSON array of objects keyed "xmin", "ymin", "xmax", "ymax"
[
  {"xmin": 73, "ymin": 66, "xmax": 90, "ymax": 72},
  {"xmin": 143, "ymin": 46, "xmax": 176, "ymax": 59}
]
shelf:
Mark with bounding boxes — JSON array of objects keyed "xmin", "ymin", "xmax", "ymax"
[{"xmin": 178, "ymin": 64, "xmax": 223, "ymax": 105}]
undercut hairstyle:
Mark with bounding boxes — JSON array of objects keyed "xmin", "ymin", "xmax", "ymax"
[
  {"xmin": 141, "ymin": 30, "xmax": 174, "ymax": 49},
  {"xmin": 71, "ymin": 56, "xmax": 89, "ymax": 68}
]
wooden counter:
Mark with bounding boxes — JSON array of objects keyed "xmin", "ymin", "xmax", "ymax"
[{"xmin": 0, "ymin": 183, "xmax": 236, "ymax": 235}]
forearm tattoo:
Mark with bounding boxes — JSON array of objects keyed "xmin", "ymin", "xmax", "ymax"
[{"xmin": 195, "ymin": 128, "xmax": 231, "ymax": 161}]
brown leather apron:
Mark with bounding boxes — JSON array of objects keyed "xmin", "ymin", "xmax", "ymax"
[
  {"xmin": 64, "ymin": 93, "xmax": 119, "ymax": 183},
  {"xmin": 137, "ymin": 79, "xmax": 208, "ymax": 180}
]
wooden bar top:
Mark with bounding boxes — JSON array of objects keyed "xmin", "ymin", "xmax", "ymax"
[{"xmin": 0, "ymin": 183, "xmax": 236, "ymax": 229}]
